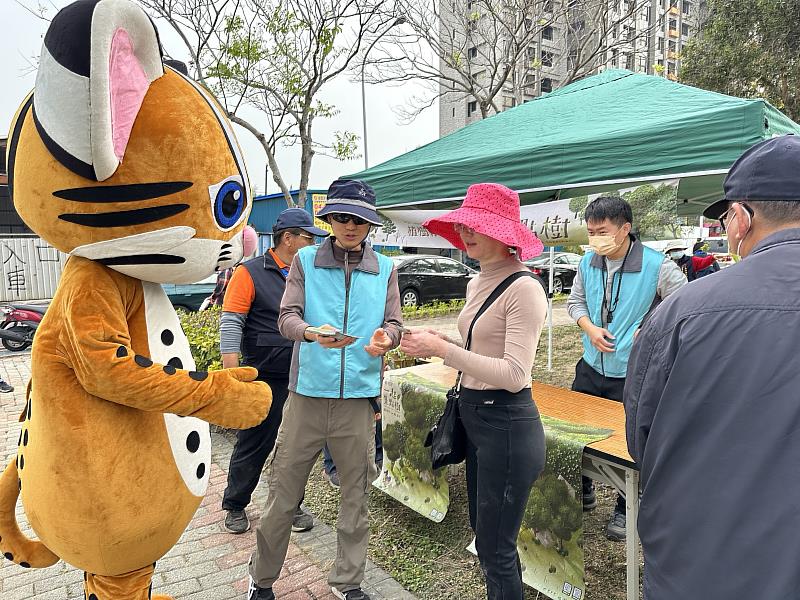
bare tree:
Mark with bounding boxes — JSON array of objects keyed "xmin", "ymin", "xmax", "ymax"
[
  {"xmin": 366, "ymin": 0, "xmax": 664, "ymax": 123},
  {"xmin": 141, "ymin": 0, "xmax": 389, "ymax": 206}
]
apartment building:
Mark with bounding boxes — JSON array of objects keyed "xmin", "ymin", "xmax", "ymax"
[{"xmin": 439, "ymin": 0, "xmax": 703, "ymax": 137}]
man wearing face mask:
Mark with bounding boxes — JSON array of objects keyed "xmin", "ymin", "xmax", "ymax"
[
  {"xmin": 624, "ymin": 135, "xmax": 800, "ymax": 598},
  {"xmin": 567, "ymin": 196, "xmax": 685, "ymax": 541},
  {"xmin": 666, "ymin": 241, "xmax": 720, "ymax": 282}
]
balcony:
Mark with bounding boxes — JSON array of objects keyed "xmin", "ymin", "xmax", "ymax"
[
  {"xmin": 668, "ymin": 28, "xmax": 679, "ymax": 37},
  {"xmin": 667, "ymin": 72, "xmax": 677, "ymax": 81},
  {"xmin": 668, "ymin": 5, "xmax": 679, "ymax": 14},
  {"xmin": 667, "ymin": 50, "xmax": 678, "ymax": 59}
]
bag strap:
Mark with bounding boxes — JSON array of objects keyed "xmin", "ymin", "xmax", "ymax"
[{"xmin": 455, "ymin": 270, "xmax": 536, "ymax": 391}]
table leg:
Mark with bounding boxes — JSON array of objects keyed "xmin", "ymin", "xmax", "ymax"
[{"xmin": 625, "ymin": 468, "xmax": 640, "ymax": 600}]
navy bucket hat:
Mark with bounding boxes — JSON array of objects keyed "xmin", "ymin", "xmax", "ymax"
[
  {"xmin": 316, "ymin": 179, "xmax": 382, "ymax": 225},
  {"xmin": 273, "ymin": 208, "xmax": 329, "ymax": 237},
  {"xmin": 703, "ymin": 134, "xmax": 800, "ymax": 219}
]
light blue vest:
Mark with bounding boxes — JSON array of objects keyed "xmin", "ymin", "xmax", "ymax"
[
  {"xmin": 581, "ymin": 243, "xmax": 663, "ymax": 378},
  {"xmin": 295, "ymin": 246, "xmax": 393, "ymax": 398}
]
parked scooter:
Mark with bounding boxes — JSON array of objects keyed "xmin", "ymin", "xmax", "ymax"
[{"xmin": 0, "ymin": 303, "xmax": 47, "ymax": 351}]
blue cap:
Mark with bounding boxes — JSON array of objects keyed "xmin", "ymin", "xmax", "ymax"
[
  {"xmin": 316, "ymin": 179, "xmax": 381, "ymax": 225},
  {"xmin": 273, "ymin": 208, "xmax": 330, "ymax": 237},
  {"xmin": 703, "ymin": 134, "xmax": 800, "ymax": 219}
]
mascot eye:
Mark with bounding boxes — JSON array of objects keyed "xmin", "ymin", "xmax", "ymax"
[{"xmin": 213, "ymin": 180, "xmax": 246, "ymax": 229}]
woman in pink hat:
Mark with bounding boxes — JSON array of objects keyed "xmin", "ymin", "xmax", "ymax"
[{"xmin": 400, "ymin": 183, "xmax": 547, "ymax": 600}]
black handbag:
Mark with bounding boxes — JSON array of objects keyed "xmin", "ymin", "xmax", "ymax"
[{"xmin": 424, "ymin": 271, "xmax": 536, "ymax": 470}]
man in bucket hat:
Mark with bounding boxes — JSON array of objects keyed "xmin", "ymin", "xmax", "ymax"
[
  {"xmin": 220, "ymin": 208, "xmax": 328, "ymax": 535},
  {"xmin": 566, "ymin": 196, "xmax": 686, "ymax": 541},
  {"xmin": 624, "ymin": 134, "xmax": 800, "ymax": 599},
  {"xmin": 247, "ymin": 180, "xmax": 402, "ymax": 600}
]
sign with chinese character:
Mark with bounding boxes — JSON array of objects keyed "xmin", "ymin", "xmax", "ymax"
[
  {"xmin": 311, "ymin": 194, "xmax": 332, "ymax": 234},
  {"xmin": 371, "ymin": 198, "xmax": 588, "ymax": 248}
]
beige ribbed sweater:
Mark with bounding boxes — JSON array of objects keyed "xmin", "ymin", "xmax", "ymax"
[{"xmin": 443, "ymin": 256, "xmax": 548, "ymax": 392}]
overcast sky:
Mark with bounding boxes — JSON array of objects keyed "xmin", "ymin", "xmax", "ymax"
[{"xmin": 1, "ymin": 0, "xmax": 438, "ymax": 195}]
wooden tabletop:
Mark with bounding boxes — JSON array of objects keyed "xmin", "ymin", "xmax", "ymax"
[{"xmin": 388, "ymin": 361, "xmax": 635, "ymax": 468}]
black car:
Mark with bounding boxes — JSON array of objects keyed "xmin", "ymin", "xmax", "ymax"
[
  {"xmin": 524, "ymin": 252, "xmax": 582, "ymax": 295},
  {"xmin": 391, "ymin": 255, "xmax": 477, "ymax": 307}
]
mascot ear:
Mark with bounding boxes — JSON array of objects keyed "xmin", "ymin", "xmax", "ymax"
[{"xmin": 33, "ymin": 0, "xmax": 164, "ymax": 182}]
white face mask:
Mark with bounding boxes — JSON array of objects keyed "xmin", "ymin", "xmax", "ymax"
[{"xmin": 669, "ymin": 250, "xmax": 685, "ymax": 260}]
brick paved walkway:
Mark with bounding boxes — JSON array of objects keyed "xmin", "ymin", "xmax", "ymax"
[{"xmin": 0, "ymin": 353, "xmax": 415, "ymax": 600}]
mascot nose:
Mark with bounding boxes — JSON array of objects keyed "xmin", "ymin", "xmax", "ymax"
[{"xmin": 242, "ymin": 225, "xmax": 258, "ymax": 258}]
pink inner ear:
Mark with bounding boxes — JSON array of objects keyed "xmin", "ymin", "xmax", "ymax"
[{"xmin": 109, "ymin": 28, "xmax": 149, "ymax": 161}]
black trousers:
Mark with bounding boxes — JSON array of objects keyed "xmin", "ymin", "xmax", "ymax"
[
  {"xmin": 460, "ymin": 388, "xmax": 546, "ymax": 600},
  {"xmin": 222, "ymin": 376, "xmax": 290, "ymax": 512},
  {"xmin": 571, "ymin": 358, "xmax": 626, "ymax": 514}
]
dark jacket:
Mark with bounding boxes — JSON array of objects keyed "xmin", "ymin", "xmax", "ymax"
[
  {"xmin": 240, "ymin": 253, "xmax": 292, "ymax": 379},
  {"xmin": 624, "ymin": 228, "xmax": 800, "ymax": 599}
]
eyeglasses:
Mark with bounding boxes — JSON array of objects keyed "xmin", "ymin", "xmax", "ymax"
[
  {"xmin": 330, "ymin": 213, "xmax": 369, "ymax": 226},
  {"xmin": 453, "ymin": 223, "xmax": 475, "ymax": 235},
  {"xmin": 294, "ymin": 232, "xmax": 314, "ymax": 240},
  {"xmin": 718, "ymin": 202, "xmax": 754, "ymax": 232}
]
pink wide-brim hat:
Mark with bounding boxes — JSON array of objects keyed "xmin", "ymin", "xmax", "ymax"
[{"xmin": 423, "ymin": 183, "xmax": 544, "ymax": 261}]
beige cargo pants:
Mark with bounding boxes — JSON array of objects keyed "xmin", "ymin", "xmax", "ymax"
[{"xmin": 249, "ymin": 391, "xmax": 378, "ymax": 593}]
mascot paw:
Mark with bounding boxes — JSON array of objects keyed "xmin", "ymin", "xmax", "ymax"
[{"xmin": 206, "ymin": 368, "xmax": 272, "ymax": 429}]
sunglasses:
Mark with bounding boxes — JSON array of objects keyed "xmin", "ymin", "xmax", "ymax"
[
  {"xmin": 330, "ymin": 213, "xmax": 370, "ymax": 226},
  {"xmin": 718, "ymin": 202, "xmax": 754, "ymax": 232}
]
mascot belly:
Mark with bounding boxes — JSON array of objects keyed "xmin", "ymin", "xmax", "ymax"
[{"xmin": 0, "ymin": 1, "xmax": 271, "ymax": 597}]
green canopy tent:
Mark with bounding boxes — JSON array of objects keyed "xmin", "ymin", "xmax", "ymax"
[{"xmin": 346, "ymin": 70, "xmax": 800, "ymax": 217}]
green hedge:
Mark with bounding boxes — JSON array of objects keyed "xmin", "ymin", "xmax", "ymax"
[
  {"xmin": 177, "ymin": 299, "xmax": 468, "ymax": 372},
  {"xmin": 178, "ymin": 306, "xmax": 223, "ymax": 371}
]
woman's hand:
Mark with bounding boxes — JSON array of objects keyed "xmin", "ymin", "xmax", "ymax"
[
  {"xmin": 365, "ymin": 328, "xmax": 393, "ymax": 356},
  {"xmin": 400, "ymin": 329, "xmax": 449, "ymax": 359}
]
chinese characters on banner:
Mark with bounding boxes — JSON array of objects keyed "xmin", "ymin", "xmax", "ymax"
[{"xmin": 371, "ymin": 199, "xmax": 589, "ymax": 248}]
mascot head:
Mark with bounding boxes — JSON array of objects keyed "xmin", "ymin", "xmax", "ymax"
[{"xmin": 7, "ymin": 0, "xmax": 254, "ymax": 284}]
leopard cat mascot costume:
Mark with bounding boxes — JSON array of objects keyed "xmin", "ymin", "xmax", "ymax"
[{"xmin": 0, "ymin": 1, "xmax": 272, "ymax": 597}]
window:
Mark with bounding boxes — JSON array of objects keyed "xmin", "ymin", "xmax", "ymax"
[
  {"xmin": 467, "ymin": 101, "xmax": 477, "ymax": 116},
  {"xmin": 669, "ymin": 18, "xmax": 677, "ymax": 29},
  {"xmin": 667, "ymin": 61, "xmax": 676, "ymax": 74},
  {"xmin": 525, "ymin": 73, "xmax": 537, "ymax": 87},
  {"xmin": 542, "ymin": 25, "xmax": 553, "ymax": 40},
  {"xmin": 681, "ymin": 23, "xmax": 690, "ymax": 36},
  {"xmin": 568, "ymin": 48, "xmax": 578, "ymax": 70},
  {"xmin": 541, "ymin": 51, "xmax": 554, "ymax": 67},
  {"xmin": 452, "ymin": 107, "xmax": 456, "ymax": 117},
  {"xmin": 543, "ymin": 0, "xmax": 554, "ymax": 11},
  {"xmin": 541, "ymin": 78, "xmax": 553, "ymax": 93},
  {"xmin": 638, "ymin": 55, "xmax": 647, "ymax": 71},
  {"xmin": 468, "ymin": 46, "xmax": 478, "ymax": 59},
  {"xmin": 658, "ymin": 37, "xmax": 665, "ymax": 51},
  {"xmin": 624, "ymin": 26, "xmax": 635, "ymax": 41},
  {"xmin": 682, "ymin": 0, "xmax": 690, "ymax": 13},
  {"xmin": 668, "ymin": 39, "xmax": 676, "ymax": 51},
  {"xmin": 669, "ymin": 0, "xmax": 678, "ymax": 6},
  {"xmin": 527, "ymin": 46, "xmax": 537, "ymax": 59},
  {"xmin": 409, "ymin": 259, "xmax": 438, "ymax": 274},
  {"xmin": 436, "ymin": 258, "xmax": 467, "ymax": 274}
]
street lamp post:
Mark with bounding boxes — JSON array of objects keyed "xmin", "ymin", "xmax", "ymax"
[{"xmin": 361, "ymin": 18, "xmax": 405, "ymax": 170}]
